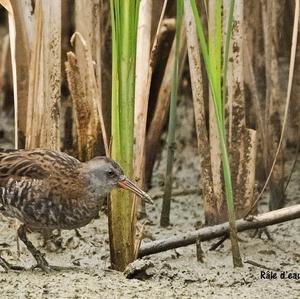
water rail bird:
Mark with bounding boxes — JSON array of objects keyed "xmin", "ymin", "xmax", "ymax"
[{"xmin": 0, "ymin": 148, "xmax": 152, "ymax": 271}]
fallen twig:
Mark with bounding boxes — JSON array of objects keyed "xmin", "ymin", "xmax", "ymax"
[
  {"xmin": 244, "ymin": 259, "xmax": 280, "ymax": 271},
  {"xmin": 139, "ymin": 204, "xmax": 300, "ymax": 257}
]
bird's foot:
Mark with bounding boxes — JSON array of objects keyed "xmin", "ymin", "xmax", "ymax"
[
  {"xmin": 29, "ymin": 245, "xmax": 80, "ymax": 272},
  {"xmin": 0, "ymin": 256, "xmax": 26, "ymax": 272},
  {"xmin": 0, "ymin": 256, "xmax": 79, "ymax": 272},
  {"xmin": 1, "ymin": 252, "xmax": 78, "ymax": 273},
  {"xmin": 30, "ymin": 251, "xmax": 51, "ymax": 272},
  {"xmin": 30, "ymin": 247, "xmax": 80, "ymax": 272},
  {"xmin": 16, "ymin": 250, "xmax": 80, "ymax": 272}
]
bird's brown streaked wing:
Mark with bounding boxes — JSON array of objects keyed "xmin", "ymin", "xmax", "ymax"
[{"xmin": 0, "ymin": 148, "xmax": 81, "ymax": 181}]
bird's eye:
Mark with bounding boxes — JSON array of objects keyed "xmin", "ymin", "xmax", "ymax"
[{"xmin": 107, "ymin": 170, "xmax": 115, "ymax": 177}]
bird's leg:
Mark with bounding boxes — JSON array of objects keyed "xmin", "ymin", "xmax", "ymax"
[
  {"xmin": 17, "ymin": 224, "xmax": 50, "ymax": 272},
  {"xmin": 17, "ymin": 225, "xmax": 80, "ymax": 272}
]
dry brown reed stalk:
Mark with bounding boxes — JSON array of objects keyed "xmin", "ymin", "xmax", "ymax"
[
  {"xmin": 0, "ymin": 0, "xmax": 18, "ymax": 148},
  {"xmin": 244, "ymin": 42, "xmax": 265, "ymax": 142},
  {"xmin": 225, "ymin": 0, "xmax": 244, "ymax": 149},
  {"xmin": 0, "ymin": 0, "xmax": 20, "ymax": 256},
  {"xmin": 0, "ymin": 34, "xmax": 9, "ymax": 103},
  {"xmin": 243, "ymin": 1, "xmax": 266, "ymax": 187},
  {"xmin": 207, "ymin": 0, "xmax": 223, "ymax": 221},
  {"xmin": 25, "ymin": 0, "xmax": 43, "ymax": 149},
  {"xmin": 65, "ymin": 32, "xmax": 108, "ymax": 160},
  {"xmin": 288, "ymin": 1, "xmax": 300, "ymax": 145},
  {"xmin": 183, "ymin": 0, "xmax": 216, "ymax": 224},
  {"xmin": 41, "ymin": 1, "xmax": 61, "ymax": 149},
  {"xmin": 261, "ymin": 0, "xmax": 285, "ymax": 210},
  {"xmin": 132, "ymin": 0, "xmax": 168, "ymax": 222},
  {"xmin": 144, "ymin": 17, "xmax": 176, "ymax": 185},
  {"xmin": 75, "ymin": 0, "xmax": 102, "ymax": 92},
  {"xmin": 132, "ymin": 0, "xmax": 169, "ymax": 255},
  {"xmin": 99, "ymin": 0, "xmax": 112, "ymax": 143},
  {"xmin": 10, "ymin": 0, "xmax": 34, "ymax": 145},
  {"xmin": 224, "ymin": 0, "xmax": 257, "ymax": 219},
  {"xmin": 25, "ymin": 0, "xmax": 61, "ymax": 150},
  {"xmin": 188, "ymin": 0, "xmax": 256, "ymax": 225},
  {"xmin": 74, "ymin": 1, "xmax": 109, "ymax": 157},
  {"xmin": 133, "ymin": 0, "xmax": 153, "ymax": 220},
  {"xmin": 10, "ymin": 0, "xmax": 34, "ymax": 46}
]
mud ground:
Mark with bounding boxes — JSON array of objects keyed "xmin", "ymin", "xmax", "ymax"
[{"xmin": 0, "ymin": 96, "xmax": 299, "ymax": 298}]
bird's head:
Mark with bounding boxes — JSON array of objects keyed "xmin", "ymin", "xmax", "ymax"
[{"xmin": 83, "ymin": 156, "xmax": 153, "ymax": 204}]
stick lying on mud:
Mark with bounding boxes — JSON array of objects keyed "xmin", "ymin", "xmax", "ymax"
[{"xmin": 138, "ymin": 204, "xmax": 300, "ymax": 257}]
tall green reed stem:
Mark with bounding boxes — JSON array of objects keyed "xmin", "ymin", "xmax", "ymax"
[{"xmin": 109, "ymin": 0, "xmax": 140, "ymax": 271}]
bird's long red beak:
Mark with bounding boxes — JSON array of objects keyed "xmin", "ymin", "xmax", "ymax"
[{"xmin": 118, "ymin": 176, "xmax": 153, "ymax": 204}]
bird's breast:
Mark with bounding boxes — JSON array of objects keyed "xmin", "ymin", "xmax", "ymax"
[{"xmin": 0, "ymin": 176, "xmax": 102, "ymax": 230}]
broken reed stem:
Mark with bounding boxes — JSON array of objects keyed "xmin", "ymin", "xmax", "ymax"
[
  {"xmin": 71, "ymin": 32, "xmax": 109, "ymax": 157},
  {"xmin": 161, "ymin": 0, "xmax": 184, "ymax": 227},
  {"xmin": 74, "ymin": 2, "xmax": 108, "ymax": 157},
  {"xmin": 65, "ymin": 51, "xmax": 94, "ymax": 160}
]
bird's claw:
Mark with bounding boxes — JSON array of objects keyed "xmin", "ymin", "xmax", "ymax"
[{"xmin": 30, "ymin": 261, "xmax": 51, "ymax": 273}]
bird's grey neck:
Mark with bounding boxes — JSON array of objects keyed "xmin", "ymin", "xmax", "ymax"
[{"xmin": 85, "ymin": 173, "xmax": 112, "ymax": 198}]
